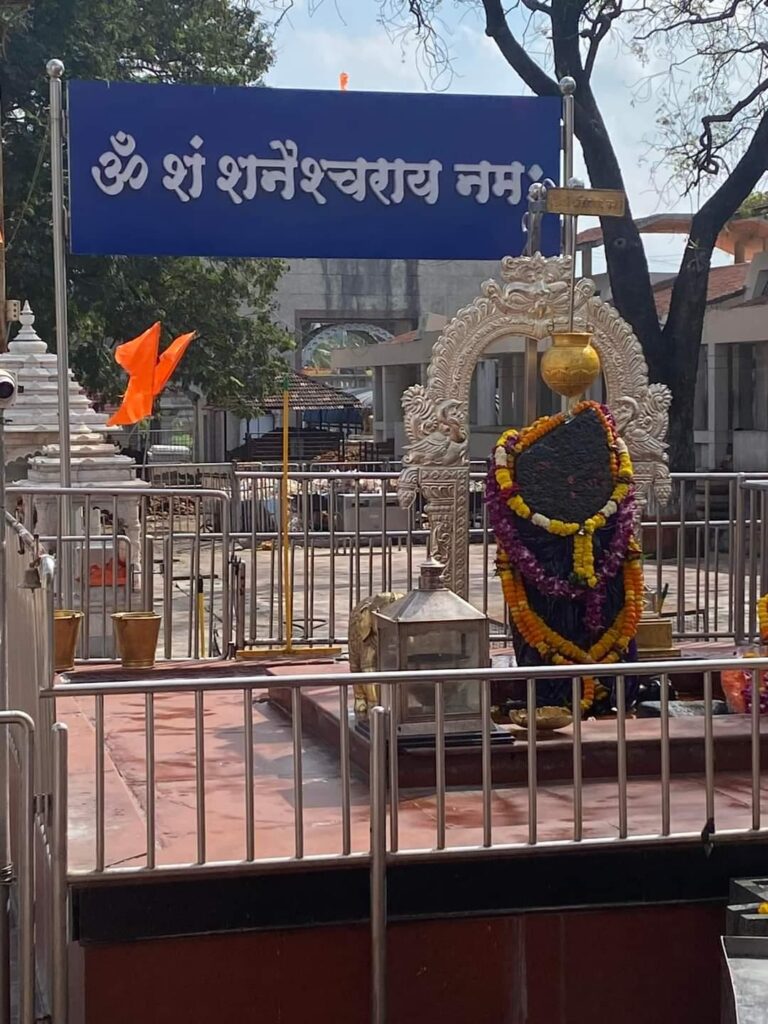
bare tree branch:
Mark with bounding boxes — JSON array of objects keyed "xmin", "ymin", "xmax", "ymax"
[
  {"xmin": 520, "ymin": 0, "xmax": 553, "ymax": 15},
  {"xmin": 480, "ymin": 0, "xmax": 559, "ymax": 95},
  {"xmin": 635, "ymin": 0, "xmax": 750, "ymax": 40},
  {"xmin": 696, "ymin": 72, "xmax": 768, "ymax": 177},
  {"xmin": 582, "ymin": 0, "xmax": 623, "ymax": 78}
]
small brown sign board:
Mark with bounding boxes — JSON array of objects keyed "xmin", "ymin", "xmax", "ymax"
[{"xmin": 546, "ymin": 188, "xmax": 626, "ymax": 218}]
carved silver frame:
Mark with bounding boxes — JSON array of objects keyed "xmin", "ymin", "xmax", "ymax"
[{"xmin": 397, "ymin": 255, "xmax": 672, "ymax": 597}]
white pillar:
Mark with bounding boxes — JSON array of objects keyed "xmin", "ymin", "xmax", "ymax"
[
  {"xmin": 707, "ymin": 341, "xmax": 730, "ymax": 469},
  {"xmin": 753, "ymin": 343, "xmax": 768, "ymax": 431},
  {"xmin": 471, "ymin": 360, "xmax": 496, "ymax": 427},
  {"xmin": 373, "ymin": 366, "xmax": 384, "ymax": 442},
  {"xmin": 498, "ymin": 352, "xmax": 526, "ymax": 426}
]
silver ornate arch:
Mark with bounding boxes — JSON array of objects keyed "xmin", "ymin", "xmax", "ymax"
[{"xmin": 397, "ymin": 254, "xmax": 672, "ymax": 597}]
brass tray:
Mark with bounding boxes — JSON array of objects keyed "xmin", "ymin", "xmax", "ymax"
[{"xmin": 509, "ymin": 706, "xmax": 574, "ymax": 732}]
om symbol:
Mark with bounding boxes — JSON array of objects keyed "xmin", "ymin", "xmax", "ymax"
[{"xmin": 91, "ymin": 132, "xmax": 149, "ymax": 196}]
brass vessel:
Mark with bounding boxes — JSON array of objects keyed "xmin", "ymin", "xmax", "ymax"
[
  {"xmin": 112, "ymin": 611, "xmax": 161, "ymax": 669},
  {"xmin": 540, "ymin": 331, "xmax": 601, "ymax": 399},
  {"xmin": 635, "ymin": 612, "xmax": 680, "ymax": 661},
  {"xmin": 54, "ymin": 610, "xmax": 83, "ymax": 673},
  {"xmin": 509, "ymin": 706, "xmax": 573, "ymax": 732}
]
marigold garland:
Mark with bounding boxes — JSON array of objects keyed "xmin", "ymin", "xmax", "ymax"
[
  {"xmin": 489, "ymin": 401, "xmax": 642, "ymax": 713},
  {"xmin": 497, "ymin": 543, "xmax": 644, "ymax": 710},
  {"xmin": 758, "ymin": 593, "xmax": 768, "ymax": 645},
  {"xmin": 493, "ymin": 401, "xmax": 633, "ymax": 588}
]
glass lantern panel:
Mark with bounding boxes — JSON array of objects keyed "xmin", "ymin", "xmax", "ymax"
[
  {"xmin": 404, "ymin": 627, "xmax": 480, "ymax": 671},
  {"xmin": 403, "ymin": 627, "xmax": 481, "ymax": 720},
  {"xmin": 376, "ymin": 623, "xmax": 400, "ymax": 671}
]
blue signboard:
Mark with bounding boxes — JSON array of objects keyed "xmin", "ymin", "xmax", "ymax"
[{"xmin": 67, "ymin": 81, "xmax": 561, "ymax": 260}]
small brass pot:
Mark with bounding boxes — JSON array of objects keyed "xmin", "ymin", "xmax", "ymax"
[
  {"xmin": 54, "ymin": 610, "xmax": 84, "ymax": 673},
  {"xmin": 112, "ymin": 611, "xmax": 161, "ymax": 669},
  {"xmin": 541, "ymin": 331, "xmax": 601, "ymax": 398}
]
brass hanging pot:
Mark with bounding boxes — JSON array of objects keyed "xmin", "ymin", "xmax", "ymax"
[{"xmin": 540, "ymin": 330, "xmax": 601, "ymax": 399}]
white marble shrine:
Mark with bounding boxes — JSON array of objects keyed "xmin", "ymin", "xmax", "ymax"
[{"xmin": 1, "ymin": 304, "xmax": 143, "ymax": 643}]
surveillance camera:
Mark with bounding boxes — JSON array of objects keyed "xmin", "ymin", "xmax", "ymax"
[{"xmin": 0, "ymin": 369, "xmax": 18, "ymax": 410}]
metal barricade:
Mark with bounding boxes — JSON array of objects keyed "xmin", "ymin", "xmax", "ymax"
[
  {"xmin": 36, "ymin": 652, "xmax": 768, "ymax": 1022},
  {"xmin": 232, "ymin": 468, "xmax": 757, "ymax": 650},
  {"xmin": 8, "ymin": 485, "xmax": 233, "ymax": 662},
  {"xmin": 40, "ymin": 654, "xmax": 768, "ymax": 879},
  {"xmin": 4, "ymin": 516, "xmax": 55, "ymax": 791},
  {"xmin": 3, "ymin": 515, "xmax": 68, "ymax": 1022},
  {"xmin": 24, "ymin": 463, "xmax": 754, "ymax": 651},
  {"xmin": 735, "ymin": 477, "xmax": 768, "ymax": 644},
  {"xmin": 22, "ymin": 465, "xmax": 747, "ymax": 653}
]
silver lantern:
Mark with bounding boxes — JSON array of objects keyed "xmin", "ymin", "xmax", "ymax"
[{"xmin": 373, "ymin": 559, "xmax": 489, "ymax": 736}]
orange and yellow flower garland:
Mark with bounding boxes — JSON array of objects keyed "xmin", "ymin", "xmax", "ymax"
[
  {"xmin": 498, "ymin": 542, "xmax": 645, "ymax": 710},
  {"xmin": 758, "ymin": 594, "xmax": 768, "ymax": 645},
  {"xmin": 493, "ymin": 400, "xmax": 633, "ymax": 588},
  {"xmin": 492, "ymin": 401, "xmax": 642, "ymax": 712}
]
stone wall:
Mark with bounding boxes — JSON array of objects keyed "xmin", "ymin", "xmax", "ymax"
[{"xmin": 275, "ymin": 257, "xmax": 501, "ymax": 360}]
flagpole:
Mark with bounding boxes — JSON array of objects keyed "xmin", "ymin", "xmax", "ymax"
[
  {"xmin": 234, "ymin": 375, "xmax": 339, "ymax": 660},
  {"xmin": 47, "ymin": 58, "xmax": 73, "ymax": 608},
  {"xmin": 282, "ymin": 385, "xmax": 292, "ymax": 653}
]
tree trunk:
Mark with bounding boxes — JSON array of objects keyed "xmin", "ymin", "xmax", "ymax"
[{"xmin": 652, "ymin": 241, "xmax": 713, "ymax": 474}]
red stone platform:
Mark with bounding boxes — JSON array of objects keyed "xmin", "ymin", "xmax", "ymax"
[{"xmin": 265, "ymin": 662, "xmax": 768, "ymax": 789}]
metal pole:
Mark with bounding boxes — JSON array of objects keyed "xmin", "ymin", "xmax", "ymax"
[
  {"xmin": 0, "ymin": 93, "xmax": 7, "ymax": 352},
  {"xmin": 282, "ymin": 388, "xmax": 292, "ymax": 653},
  {"xmin": 559, "ymin": 76, "xmax": 579, "ymax": 413},
  {"xmin": 47, "ymin": 59, "xmax": 73, "ymax": 609},
  {"xmin": 52, "ymin": 723, "xmax": 69, "ymax": 1024},
  {"xmin": 734, "ymin": 476, "xmax": 746, "ymax": 643},
  {"xmin": 522, "ymin": 182, "xmax": 547, "ymax": 424},
  {"xmin": 0, "ymin": 411, "xmax": 9, "ymax": 1024},
  {"xmin": 523, "ymin": 182, "xmax": 546, "ymax": 257},
  {"xmin": 370, "ymin": 706, "xmax": 387, "ymax": 1024},
  {"xmin": 559, "ymin": 76, "xmax": 576, "ymax": 257}
]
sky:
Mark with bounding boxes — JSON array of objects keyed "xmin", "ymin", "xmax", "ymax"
[{"xmin": 263, "ymin": 0, "xmax": 731, "ymax": 275}]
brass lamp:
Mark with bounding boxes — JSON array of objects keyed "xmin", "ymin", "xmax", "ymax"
[
  {"xmin": 373, "ymin": 559, "xmax": 489, "ymax": 736},
  {"xmin": 636, "ymin": 588, "xmax": 679, "ymax": 661}
]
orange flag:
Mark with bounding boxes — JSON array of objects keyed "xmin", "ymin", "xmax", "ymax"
[
  {"xmin": 106, "ymin": 322, "xmax": 161, "ymax": 426},
  {"xmin": 153, "ymin": 331, "xmax": 196, "ymax": 396}
]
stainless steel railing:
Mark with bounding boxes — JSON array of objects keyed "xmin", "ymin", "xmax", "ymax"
[
  {"xmin": 4, "ymin": 516, "xmax": 55, "ymax": 789},
  {"xmin": 8, "ymin": 484, "xmax": 232, "ymax": 662},
  {"xmin": 42, "ymin": 654, "xmax": 768, "ymax": 879},
  {"xmin": 231, "ymin": 468, "xmax": 760, "ymax": 649},
  {"xmin": 5, "ymin": 465, "xmax": 768, "ymax": 1024},
  {"xmin": 9, "ymin": 468, "xmax": 757, "ymax": 660},
  {"xmin": 3, "ymin": 516, "xmax": 67, "ymax": 1023}
]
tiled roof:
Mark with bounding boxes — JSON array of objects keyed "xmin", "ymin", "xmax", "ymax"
[
  {"xmin": 578, "ymin": 213, "xmax": 768, "ymax": 260},
  {"xmin": 577, "ymin": 214, "xmax": 696, "ymax": 247},
  {"xmin": 262, "ymin": 371, "xmax": 361, "ymax": 411},
  {"xmin": 389, "ymin": 329, "xmax": 419, "ymax": 345},
  {"xmin": 730, "ymin": 294, "xmax": 768, "ymax": 308},
  {"xmin": 653, "ymin": 263, "xmax": 748, "ymax": 318},
  {"xmin": 577, "ymin": 225, "xmax": 604, "ymax": 245}
]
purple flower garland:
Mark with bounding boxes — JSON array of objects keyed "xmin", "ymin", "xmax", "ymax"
[{"xmin": 486, "ymin": 417, "xmax": 638, "ymax": 637}]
